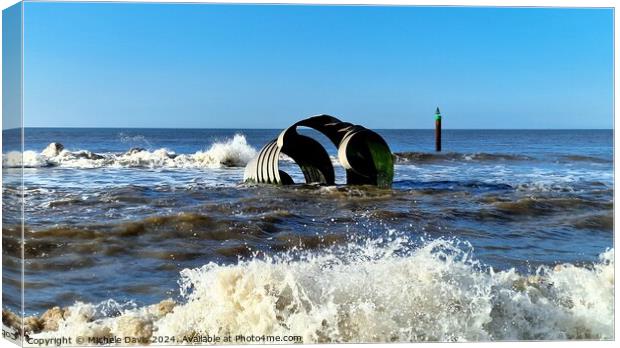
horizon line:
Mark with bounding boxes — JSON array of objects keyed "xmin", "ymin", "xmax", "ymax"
[{"xmin": 4, "ymin": 126, "xmax": 614, "ymax": 131}]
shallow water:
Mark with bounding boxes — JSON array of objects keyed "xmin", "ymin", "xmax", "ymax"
[{"xmin": 1, "ymin": 128, "xmax": 614, "ymax": 341}]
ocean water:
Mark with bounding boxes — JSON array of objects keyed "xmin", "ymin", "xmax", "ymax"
[{"xmin": 1, "ymin": 128, "xmax": 614, "ymax": 342}]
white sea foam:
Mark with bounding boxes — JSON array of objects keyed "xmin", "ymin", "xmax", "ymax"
[
  {"xmin": 177, "ymin": 134, "xmax": 258, "ymax": 169},
  {"xmin": 30, "ymin": 237, "xmax": 614, "ymax": 345},
  {"xmin": 2, "ymin": 135, "xmax": 257, "ymax": 169},
  {"xmin": 2, "ymin": 150, "xmax": 49, "ymax": 168}
]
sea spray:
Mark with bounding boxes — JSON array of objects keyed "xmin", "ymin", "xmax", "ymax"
[
  {"xmin": 29, "ymin": 237, "xmax": 614, "ymax": 345},
  {"xmin": 1, "ymin": 134, "xmax": 257, "ymax": 169},
  {"xmin": 3, "ymin": 150, "xmax": 48, "ymax": 168},
  {"xmin": 183, "ymin": 134, "xmax": 257, "ymax": 168}
]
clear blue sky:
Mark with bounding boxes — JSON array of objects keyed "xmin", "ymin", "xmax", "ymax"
[{"xmin": 21, "ymin": 2, "xmax": 613, "ymax": 129}]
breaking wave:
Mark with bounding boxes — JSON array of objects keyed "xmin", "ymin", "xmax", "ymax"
[
  {"xmin": 558, "ymin": 155, "xmax": 612, "ymax": 164},
  {"xmin": 393, "ymin": 152, "xmax": 534, "ymax": 164},
  {"xmin": 2, "ymin": 134, "xmax": 257, "ymax": 169},
  {"xmin": 24, "ymin": 237, "xmax": 613, "ymax": 344},
  {"xmin": 393, "ymin": 152, "xmax": 612, "ymax": 165}
]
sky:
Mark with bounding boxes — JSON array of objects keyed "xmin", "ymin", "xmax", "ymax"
[
  {"xmin": 15, "ymin": 2, "xmax": 614, "ymax": 129},
  {"xmin": 2, "ymin": 2, "xmax": 22, "ymax": 130}
]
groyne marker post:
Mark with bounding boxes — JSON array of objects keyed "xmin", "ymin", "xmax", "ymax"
[{"xmin": 435, "ymin": 107, "xmax": 442, "ymax": 152}]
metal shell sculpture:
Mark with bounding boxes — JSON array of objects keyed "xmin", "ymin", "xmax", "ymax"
[{"xmin": 244, "ymin": 115, "xmax": 394, "ymax": 188}]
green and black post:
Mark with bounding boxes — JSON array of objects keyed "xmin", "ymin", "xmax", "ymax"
[{"xmin": 435, "ymin": 107, "xmax": 442, "ymax": 152}]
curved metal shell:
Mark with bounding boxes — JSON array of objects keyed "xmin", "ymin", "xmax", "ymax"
[
  {"xmin": 244, "ymin": 115, "xmax": 394, "ymax": 188},
  {"xmin": 244, "ymin": 139, "xmax": 282, "ymax": 184}
]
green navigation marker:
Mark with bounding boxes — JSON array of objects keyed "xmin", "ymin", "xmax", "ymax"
[{"xmin": 435, "ymin": 107, "xmax": 442, "ymax": 152}]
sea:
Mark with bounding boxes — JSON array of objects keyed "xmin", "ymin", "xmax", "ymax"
[{"xmin": 1, "ymin": 128, "xmax": 614, "ymax": 342}]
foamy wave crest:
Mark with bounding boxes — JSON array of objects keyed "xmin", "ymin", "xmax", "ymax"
[
  {"xmin": 28, "ymin": 237, "xmax": 613, "ymax": 344},
  {"xmin": 183, "ymin": 134, "xmax": 257, "ymax": 168},
  {"xmin": 394, "ymin": 152, "xmax": 533, "ymax": 164},
  {"xmin": 2, "ymin": 135, "xmax": 257, "ymax": 169},
  {"xmin": 2, "ymin": 150, "xmax": 49, "ymax": 168}
]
